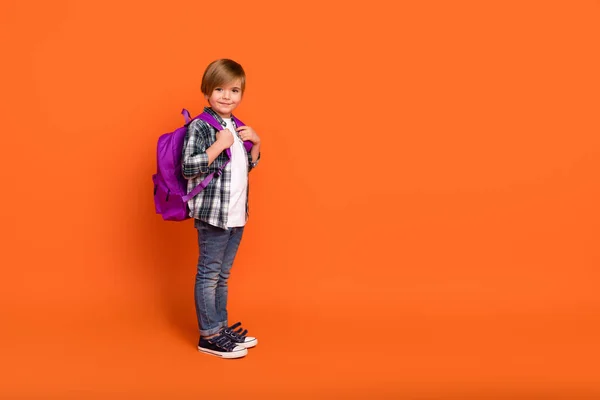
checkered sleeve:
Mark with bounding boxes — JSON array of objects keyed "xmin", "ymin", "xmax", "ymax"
[
  {"xmin": 182, "ymin": 119, "xmax": 210, "ymax": 179},
  {"xmin": 247, "ymin": 149, "xmax": 261, "ymax": 173}
]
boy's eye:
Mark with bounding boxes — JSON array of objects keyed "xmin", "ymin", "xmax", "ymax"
[
  {"xmin": 215, "ymin": 88, "xmax": 223, "ymax": 92},
  {"xmin": 233, "ymin": 89, "xmax": 239, "ymax": 93}
]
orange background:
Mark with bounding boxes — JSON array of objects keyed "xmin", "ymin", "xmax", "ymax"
[{"xmin": 1, "ymin": 0, "xmax": 599, "ymax": 398}]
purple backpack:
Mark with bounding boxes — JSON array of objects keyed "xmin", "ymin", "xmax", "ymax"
[{"xmin": 152, "ymin": 109, "xmax": 253, "ymax": 221}]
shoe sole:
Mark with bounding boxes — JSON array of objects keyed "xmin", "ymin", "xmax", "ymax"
[
  {"xmin": 197, "ymin": 346, "xmax": 248, "ymax": 359},
  {"xmin": 239, "ymin": 338, "xmax": 258, "ymax": 349}
]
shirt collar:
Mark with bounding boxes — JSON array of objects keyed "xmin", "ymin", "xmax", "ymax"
[{"xmin": 204, "ymin": 107, "xmax": 235, "ymax": 128}]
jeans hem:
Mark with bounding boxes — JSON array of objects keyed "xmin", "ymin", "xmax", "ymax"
[
  {"xmin": 199, "ymin": 321, "xmax": 228, "ymax": 337},
  {"xmin": 200, "ymin": 326, "xmax": 222, "ymax": 337}
]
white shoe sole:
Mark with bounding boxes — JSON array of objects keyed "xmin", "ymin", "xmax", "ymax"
[
  {"xmin": 239, "ymin": 338, "xmax": 258, "ymax": 349},
  {"xmin": 197, "ymin": 346, "xmax": 248, "ymax": 359}
]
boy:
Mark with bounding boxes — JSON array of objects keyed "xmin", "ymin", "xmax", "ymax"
[{"xmin": 181, "ymin": 59, "xmax": 261, "ymax": 359}]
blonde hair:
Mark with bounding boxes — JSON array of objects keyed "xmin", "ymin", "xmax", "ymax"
[{"xmin": 201, "ymin": 59, "xmax": 246, "ymax": 96}]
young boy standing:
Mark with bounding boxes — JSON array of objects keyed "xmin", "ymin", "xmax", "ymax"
[{"xmin": 181, "ymin": 59, "xmax": 261, "ymax": 359}]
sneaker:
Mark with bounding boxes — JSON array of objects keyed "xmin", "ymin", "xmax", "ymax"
[
  {"xmin": 221, "ymin": 322, "xmax": 258, "ymax": 349},
  {"xmin": 197, "ymin": 332, "xmax": 248, "ymax": 359}
]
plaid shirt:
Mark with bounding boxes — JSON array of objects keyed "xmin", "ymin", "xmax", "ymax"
[{"xmin": 181, "ymin": 107, "xmax": 259, "ymax": 229}]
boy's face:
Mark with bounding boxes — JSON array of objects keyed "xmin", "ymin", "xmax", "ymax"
[{"xmin": 205, "ymin": 79, "xmax": 243, "ymax": 119}]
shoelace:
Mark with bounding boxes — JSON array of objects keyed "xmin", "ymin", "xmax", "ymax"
[{"xmin": 222, "ymin": 322, "xmax": 248, "ymax": 343}]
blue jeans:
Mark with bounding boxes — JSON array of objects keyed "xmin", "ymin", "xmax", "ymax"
[{"xmin": 194, "ymin": 219, "xmax": 245, "ymax": 336}]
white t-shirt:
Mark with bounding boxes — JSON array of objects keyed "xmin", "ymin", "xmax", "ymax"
[{"xmin": 224, "ymin": 118, "xmax": 248, "ymax": 227}]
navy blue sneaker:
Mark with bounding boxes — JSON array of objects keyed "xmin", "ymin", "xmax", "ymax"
[{"xmin": 197, "ymin": 332, "xmax": 248, "ymax": 359}]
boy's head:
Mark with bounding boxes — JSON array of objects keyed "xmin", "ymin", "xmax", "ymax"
[{"xmin": 201, "ymin": 59, "xmax": 246, "ymax": 118}]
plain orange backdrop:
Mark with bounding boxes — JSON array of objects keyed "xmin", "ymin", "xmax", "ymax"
[{"xmin": 1, "ymin": 0, "xmax": 599, "ymax": 398}]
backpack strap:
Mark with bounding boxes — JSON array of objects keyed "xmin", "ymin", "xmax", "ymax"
[
  {"xmin": 232, "ymin": 115, "xmax": 254, "ymax": 153},
  {"xmin": 182, "ymin": 108, "xmax": 192, "ymax": 124},
  {"xmin": 181, "ymin": 112, "xmax": 251, "ymax": 203},
  {"xmin": 181, "ymin": 166, "xmax": 224, "ymax": 202}
]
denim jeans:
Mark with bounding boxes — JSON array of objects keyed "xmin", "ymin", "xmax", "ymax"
[{"xmin": 194, "ymin": 219, "xmax": 245, "ymax": 336}]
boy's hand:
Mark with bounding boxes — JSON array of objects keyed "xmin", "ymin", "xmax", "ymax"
[
  {"xmin": 237, "ymin": 126, "xmax": 261, "ymax": 145},
  {"xmin": 216, "ymin": 129, "xmax": 235, "ymax": 150}
]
